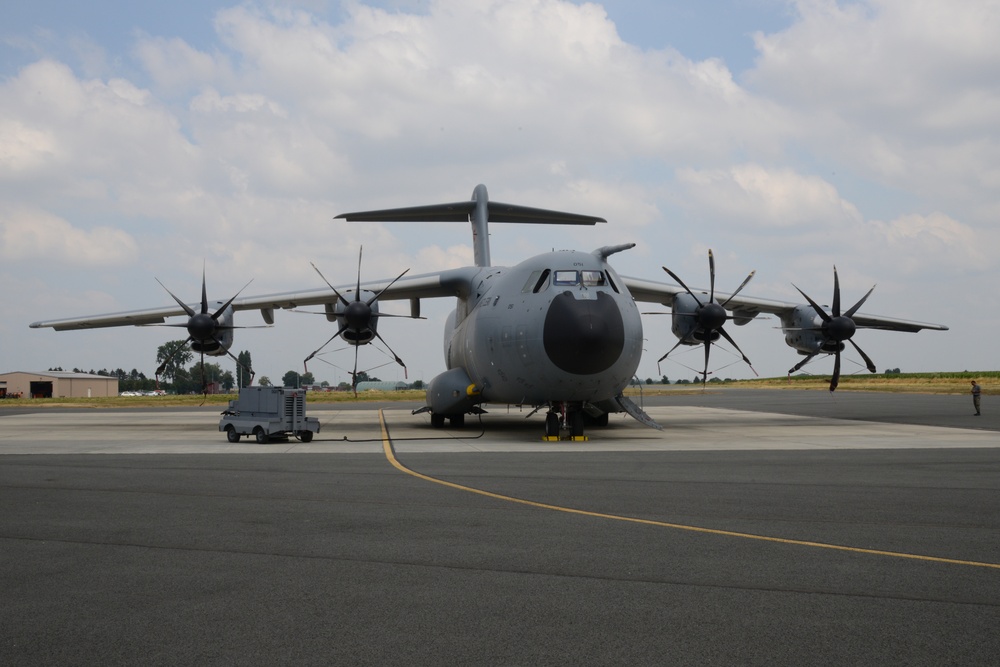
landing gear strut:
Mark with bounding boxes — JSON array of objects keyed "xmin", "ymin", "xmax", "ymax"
[{"xmin": 544, "ymin": 403, "xmax": 589, "ymax": 441}]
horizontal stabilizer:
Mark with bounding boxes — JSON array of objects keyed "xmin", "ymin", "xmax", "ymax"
[{"xmin": 336, "ymin": 201, "xmax": 606, "ymax": 225}]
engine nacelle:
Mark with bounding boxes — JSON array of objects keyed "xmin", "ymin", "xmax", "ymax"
[
  {"xmin": 324, "ymin": 289, "xmax": 380, "ymax": 346},
  {"xmin": 670, "ymin": 292, "xmax": 721, "ymax": 345},
  {"xmin": 782, "ymin": 304, "xmax": 844, "ymax": 356}
]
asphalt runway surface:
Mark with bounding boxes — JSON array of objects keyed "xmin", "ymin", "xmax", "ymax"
[{"xmin": 2, "ymin": 389, "xmax": 998, "ymax": 666}]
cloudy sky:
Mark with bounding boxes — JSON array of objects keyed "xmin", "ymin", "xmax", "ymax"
[{"xmin": 2, "ymin": 0, "xmax": 994, "ymax": 388}]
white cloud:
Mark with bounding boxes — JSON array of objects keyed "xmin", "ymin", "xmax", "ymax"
[
  {"xmin": 0, "ymin": 207, "xmax": 138, "ymax": 264},
  {"xmin": 1, "ymin": 0, "xmax": 989, "ymax": 379},
  {"xmin": 134, "ymin": 35, "xmax": 230, "ymax": 94},
  {"xmin": 676, "ymin": 164, "xmax": 862, "ymax": 230},
  {"xmin": 748, "ymin": 0, "xmax": 1000, "ymax": 222}
]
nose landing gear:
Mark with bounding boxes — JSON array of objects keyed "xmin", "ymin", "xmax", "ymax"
[{"xmin": 543, "ymin": 403, "xmax": 589, "ymax": 441}]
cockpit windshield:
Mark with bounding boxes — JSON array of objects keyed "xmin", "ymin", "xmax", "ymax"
[
  {"xmin": 553, "ymin": 270, "xmax": 606, "ymax": 287},
  {"xmin": 525, "ymin": 268, "xmax": 614, "ymax": 293}
]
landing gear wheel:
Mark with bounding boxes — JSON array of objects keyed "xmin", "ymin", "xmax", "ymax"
[
  {"xmin": 569, "ymin": 411, "xmax": 585, "ymax": 438},
  {"xmin": 254, "ymin": 427, "xmax": 269, "ymax": 444},
  {"xmin": 449, "ymin": 414, "xmax": 465, "ymax": 428},
  {"xmin": 431, "ymin": 413, "xmax": 446, "ymax": 428},
  {"xmin": 298, "ymin": 430, "xmax": 313, "ymax": 443},
  {"xmin": 226, "ymin": 426, "xmax": 240, "ymax": 443},
  {"xmin": 545, "ymin": 412, "xmax": 560, "ymax": 438}
]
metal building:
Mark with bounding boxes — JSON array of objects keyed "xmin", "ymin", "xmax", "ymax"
[{"xmin": 0, "ymin": 371, "xmax": 119, "ymax": 399}]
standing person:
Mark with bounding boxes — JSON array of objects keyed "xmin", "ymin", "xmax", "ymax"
[{"xmin": 971, "ymin": 380, "xmax": 982, "ymax": 416}]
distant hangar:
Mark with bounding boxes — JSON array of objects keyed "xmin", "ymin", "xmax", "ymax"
[{"xmin": 0, "ymin": 371, "xmax": 118, "ymax": 399}]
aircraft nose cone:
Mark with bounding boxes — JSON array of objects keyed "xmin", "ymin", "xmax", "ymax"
[{"xmin": 543, "ymin": 291, "xmax": 625, "ymax": 375}]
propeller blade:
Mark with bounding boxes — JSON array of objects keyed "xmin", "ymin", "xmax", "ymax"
[
  {"xmin": 702, "ymin": 339, "xmax": 711, "ymax": 387},
  {"xmin": 662, "ymin": 266, "xmax": 704, "ymax": 308},
  {"xmin": 719, "ymin": 270, "xmax": 756, "ymax": 308},
  {"xmin": 367, "ymin": 267, "xmax": 411, "ymax": 307},
  {"xmin": 372, "ymin": 329, "xmax": 406, "ymax": 368},
  {"xmin": 303, "ymin": 323, "xmax": 351, "ymax": 367},
  {"xmin": 210, "ymin": 279, "xmax": 254, "ymax": 321},
  {"xmin": 155, "ymin": 278, "xmax": 197, "ymax": 317},
  {"xmin": 708, "ymin": 250, "xmax": 716, "ymax": 302},
  {"xmin": 848, "ymin": 338, "xmax": 877, "ymax": 373},
  {"xmin": 789, "ymin": 351, "xmax": 819, "ymax": 374},
  {"xmin": 310, "ymin": 261, "xmax": 351, "ymax": 308},
  {"xmin": 156, "ymin": 337, "xmax": 195, "ymax": 376},
  {"xmin": 832, "ymin": 266, "xmax": 841, "ymax": 318},
  {"xmin": 657, "ymin": 338, "xmax": 687, "ymax": 364},
  {"xmin": 792, "ymin": 284, "xmax": 831, "ymax": 323},
  {"xmin": 352, "ymin": 345, "xmax": 360, "ymax": 397},
  {"xmin": 198, "ymin": 350, "xmax": 207, "ymax": 395},
  {"xmin": 717, "ymin": 326, "xmax": 755, "ymax": 372},
  {"xmin": 844, "ymin": 285, "xmax": 877, "ymax": 319},
  {"xmin": 830, "ymin": 349, "xmax": 841, "ymax": 392},
  {"xmin": 355, "ymin": 247, "xmax": 363, "ymax": 299}
]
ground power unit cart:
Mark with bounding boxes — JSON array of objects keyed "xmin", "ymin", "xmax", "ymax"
[{"xmin": 219, "ymin": 387, "xmax": 321, "ymax": 443}]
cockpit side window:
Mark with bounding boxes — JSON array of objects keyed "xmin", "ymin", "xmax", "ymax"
[
  {"xmin": 581, "ymin": 270, "xmax": 605, "ymax": 286},
  {"xmin": 605, "ymin": 271, "xmax": 620, "ymax": 294},
  {"xmin": 529, "ymin": 269, "xmax": 551, "ymax": 293}
]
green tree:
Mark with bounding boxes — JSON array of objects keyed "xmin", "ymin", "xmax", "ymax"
[
  {"xmin": 282, "ymin": 370, "xmax": 301, "ymax": 387},
  {"xmin": 236, "ymin": 351, "xmax": 254, "ymax": 388},
  {"xmin": 190, "ymin": 361, "xmax": 230, "ymax": 393},
  {"xmin": 258, "ymin": 376, "xmax": 272, "ymax": 387},
  {"xmin": 156, "ymin": 340, "xmax": 193, "ymax": 382},
  {"xmin": 301, "ymin": 371, "xmax": 315, "ymax": 386}
]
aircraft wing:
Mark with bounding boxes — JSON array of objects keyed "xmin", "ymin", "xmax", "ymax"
[
  {"xmin": 30, "ymin": 271, "xmax": 467, "ymax": 332},
  {"xmin": 621, "ymin": 276, "xmax": 949, "ymax": 333}
]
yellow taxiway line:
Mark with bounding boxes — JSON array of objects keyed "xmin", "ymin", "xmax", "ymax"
[{"xmin": 379, "ymin": 409, "xmax": 1000, "ymax": 571}]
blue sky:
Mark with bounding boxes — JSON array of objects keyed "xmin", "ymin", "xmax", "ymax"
[{"xmin": 2, "ymin": 0, "xmax": 994, "ymax": 387}]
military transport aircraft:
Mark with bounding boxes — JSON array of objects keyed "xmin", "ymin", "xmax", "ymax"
[{"xmin": 30, "ymin": 184, "xmax": 948, "ymax": 438}]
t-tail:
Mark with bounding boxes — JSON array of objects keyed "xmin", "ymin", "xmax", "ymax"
[{"xmin": 335, "ymin": 184, "xmax": 607, "ymax": 268}]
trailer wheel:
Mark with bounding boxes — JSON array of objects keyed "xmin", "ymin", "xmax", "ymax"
[
  {"xmin": 254, "ymin": 427, "xmax": 269, "ymax": 444},
  {"xmin": 298, "ymin": 430, "xmax": 313, "ymax": 443},
  {"xmin": 225, "ymin": 426, "xmax": 240, "ymax": 443}
]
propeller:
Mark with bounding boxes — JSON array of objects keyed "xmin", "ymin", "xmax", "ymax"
[
  {"xmin": 153, "ymin": 268, "xmax": 255, "ymax": 394},
  {"xmin": 788, "ymin": 266, "xmax": 876, "ymax": 392},
  {"xmin": 659, "ymin": 249, "xmax": 757, "ymax": 386},
  {"xmin": 303, "ymin": 247, "xmax": 414, "ymax": 395}
]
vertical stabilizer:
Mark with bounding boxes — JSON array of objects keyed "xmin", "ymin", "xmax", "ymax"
[{"xmin": 470, "ymin": 184, "xmax": 491, "ymax": 268}]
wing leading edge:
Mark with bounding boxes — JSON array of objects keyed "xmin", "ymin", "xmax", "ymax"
[
  {"xmin": 29, "ymin": 271, "xmax": 464, "ymax": 332},
  {"xmin": 621, "ymin": 276, "xmax": 949, "ymax": 333}
]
